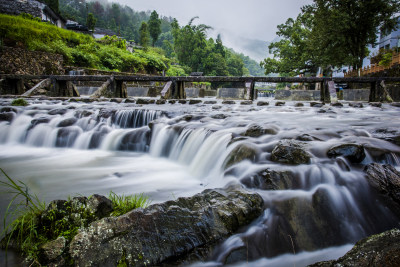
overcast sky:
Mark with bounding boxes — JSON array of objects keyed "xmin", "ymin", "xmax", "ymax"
[{"xmin": 116, "ymin": 0, "xmax": 312, "ymax": 41}]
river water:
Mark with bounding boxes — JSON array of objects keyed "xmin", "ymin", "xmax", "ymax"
[{"xmin": 0, "ymin": 97, "xmax": 399, "ymax": 266}]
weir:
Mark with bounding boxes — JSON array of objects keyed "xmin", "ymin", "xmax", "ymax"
[{"xmin": 1, "ymin": 74, "xmax": 400, "ymax": 102}]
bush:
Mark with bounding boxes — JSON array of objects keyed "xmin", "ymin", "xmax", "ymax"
[{"xmin": 11, "ymin": 98, "xmax": 29, "ymax": 106}]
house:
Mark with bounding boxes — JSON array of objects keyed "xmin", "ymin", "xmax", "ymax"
[
  {"xmin": 0, "ymin": 0, "xmax": 66, "ymax": 28},
  {"xmin": 378, "ymin": 16, "xmax": 400, "ymax": 50}
]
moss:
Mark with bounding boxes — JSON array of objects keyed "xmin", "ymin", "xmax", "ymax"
[{"xmin": 11, "ymin": 98, "xmax": 29, "ymax": 106}]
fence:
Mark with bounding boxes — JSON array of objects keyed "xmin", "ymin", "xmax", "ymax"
[{"xmin": 345, "ymin": 51, "xmax": 400, "ymax": 77}]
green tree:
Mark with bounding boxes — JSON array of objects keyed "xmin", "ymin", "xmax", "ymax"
[
  {"xmin": 139, "ymin": 21, "xmax": 150, "ymax": 48},
  {"xmin": 309, "ymin": 0, "xmax": 400, "ymax": 70},
  {"xmin": 148, "ymin": 10, "xmax": 162, "ymax": 47},
  {"xmin": 86, "ymin": 13, "xmax": 97, "ymax": 32}
]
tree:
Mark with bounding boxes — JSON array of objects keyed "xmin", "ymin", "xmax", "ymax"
[
  {"xmin": 148, "ymin": 10, "xmax": 162, "ymax": 47},
  {"xmin": 261, "ymin": 8, "xmax": 317, "ymax": 76},
  {"xmin": 309, "ymin": 0, "xmax": 400, "ymax": 70},
  {"xmin": 86, "ymin": 13, "xmax": 97, "ymax": 32},
  {"xmin": 139, "ymin": 22, "xmax": 150, "ymax": 48}
]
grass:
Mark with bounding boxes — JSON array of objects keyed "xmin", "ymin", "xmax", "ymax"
[
  {"xmin": 10, "ymin": 98, "xmax": 28, "ymax": 106},
  {"xmin": 108, "ymin": 191, "xmax": 151, "ymax": 217}
]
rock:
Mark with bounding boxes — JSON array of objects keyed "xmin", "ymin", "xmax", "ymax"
[
  {"xmin": 204, "ymin": 100, "xmax": 217, "ymax": 104},
  {"xmin": 168, "ymin": 100, "xmax": 176, "ymax": 104},
  {"xmin": 224, "ymin": 143, "xmax": 259, "ymax": 169},
  {"xmin": 275, "ymin": 101, "xmax": 285, "ymax": 106},
  {"xmin": 178, "ymin": 100, "xmax": 187, "ymax": 104},
  {"xmin": 390, "ymin": 103, "xmax": 400, "ymax": 108},
  {"xmin": 57, "ymin": 117, "xmax": 77, "ymax": 127},
  {"xmin": 87, "ymin": 194, "xmax": 114, "ymax": 219},
  {"xmin": 97, "ymin": 109, "xmax": 116, "ymax": 120},
  {"xmin": 212, "ymin": 105, "xmax": 222, "ymax": 110},
  {"xmin": 240, "ymin": 168, "xmax": 296, "ymax": 190},
  {"xmin": 242, "ymin": 124, "xmax": 279, "ymax": 137},
  {"xmin": 30, "ymin": 117, "xmax": 51, "ymax": 128},
  {"xmin": 364, "ymin": 163, "xmax": 400, "ymax": 207},
  {"xmin": 295, "ymin": 102, "xmax": 304, "ymax": 107},
  {"xmin": 109, "ymin": 98, "xmax": 122, "ymax": 103},
  {"xmin": 349, "ymin": 102, "xmax": 364, "ymax": 108},
  {"xmin": 48, "ymin": 108, "xmax": 68, "ymax": 115},
  {"xmin": 211, "ymin": 114, "xmax": 228, "ymax": 119},
  {"xmin": 74, "ymin": 110, "xmax": 93, "ymax": 118},
  {"xmin": 370, "ymin": 102, "xmax": 382, "ymax": 108},
  {"xmin": 156, "ymin": 99, "xmax": 166, "ymax": 105},
  {"xmin": 271, "ymin": 139, "xmax": 312, "ymax": 165},
  {"xmin": 0, "ymin": 112, "xmax": 15, "ymax": 122},
  {"xmin": 68, "ymin": 186, "xmax": 264, "ymax": 266},
  {"xmin": 310, "ymin": 102, "xmax": 324, "ymax": 107},
  {"xmin": 124, "ymin": 98, "xmax": 135, "ymax": 103},
  {"xmin": 317, "ymin": 109, "xmax": 327, "ymax": 113},
  {"xmin": 136, "ymin": 98, "xmax": 155, "ymax": 105},
  {"xmin": 257, "ymin": 101, "xmax": 269, "ymax": 106},
  {"xmin": 310, "ymin": 228, "xmax": 400, "ymax": 267},
  {"xmin": 0, "ymin": 106, "xmax": 18, "ymax": 113},
  {"xmin": 331, "ymin": 102, "xmax": 343, "ymax": 107},
  {"xmin": 222, "ymin": 100, "xmax": 236, "ymax": 105},
  {"xmin": 39, "ymin": 236, "xmax": 66, "ymax": 263},
  {"xmin": 327, "ymin": 144, "xmax": 365, "ymax": 163},
  {"xmin": 296, "ymin": 134, "xmax": 319, "ymax": 141},
  {"xmin": 240, "ymin": 100, "xmax": 252, "ymax": 105},
  {"xmin": 189, "ymin": 99, "xmax": 202, "ymax": 105}
]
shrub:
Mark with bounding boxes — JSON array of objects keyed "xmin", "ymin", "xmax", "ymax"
[{"xmin": 11, "ymin": 98, "xmax": 29, "ymax": 106}]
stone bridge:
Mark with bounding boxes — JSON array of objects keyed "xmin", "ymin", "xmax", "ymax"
[{"xmin": 1, "ymin": 74, "xmax": 400, "ymax": 102}]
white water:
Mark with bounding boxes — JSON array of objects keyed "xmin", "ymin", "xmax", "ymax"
[{"xmin": 1, "ymin": 97, "xmax": 400, "ymax": 266}]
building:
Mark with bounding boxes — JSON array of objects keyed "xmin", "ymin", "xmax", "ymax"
[
  {"xmin": 0, "ymin": 0, "xmax": 66, "ymax": 28},
  {"xmin": 378, "ymin": 17, "xmax": 400, "ymax": 50}
]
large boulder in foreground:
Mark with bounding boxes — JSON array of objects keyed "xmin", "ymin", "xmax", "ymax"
[
  {"xmin": 310, "ymin": 228, "xmax": 400, "ymax": 267},
  {"xmin": 69, "ymin": 186, "xmax": 263, "ymax": 266},
  {"xmin": 271, "ymin": 139, "xmax": 312, "ymax": 165}
]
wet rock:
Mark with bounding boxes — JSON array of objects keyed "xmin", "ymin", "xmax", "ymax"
[
  {"xmin": 296, "ymin": 134, "xmax": 320, "ymax": 142},
  {"xmin": 178, "ymin": 100, "xmax": 187, "ymax": 104},
  {"xmin": 224, "ymin": 143, "xmax": 259, "ymax": 168},
  {"xmin": 75, "ymin": 110, "xmax": 93, "ymax": 118},
  {"xmin": 310, "ymin": 228, "xmax": 400, "ymax": 267},
  {"xmin": 29, "ymin": 116, "xmax": 51, "ymax": 127},
  {"xmin": 211, "ymin": 114, "xmax": 228, "ymax": 119},
  {"xmin": 327, "ymin": 144, "xmax": 365, "ymax": 163},
  {"xmin": 168, "ymin": 100, "xmax": 176, "ymax": 104},
  {"xmin": 189, "ymin": 99, "xmax": 202, "ymax": 105},
  {"xmin": 124, "ymin": 98, "xmax": 135, "ymax": 103},
  {"xmin": 212, "ymin": 105, "xmax": 222, "ymax": 110},
  {"xmin": 156, "ymin": 99, "xmax": 166, "ymax": 105},
  {"xmin": 0, "ymin": 106, "xmax": 17, "ymax": 113},
  {"xmin": 57, "ymin": 117, "xmax": 77, "ymax": 127},
  {"xmin": 349, "ymin": 102, "xmax": 364, "ymax": 108},
  {"xmin": 222, "ymin": 100, "xmax": 236, "ymax": 105},
  {"xmin": 204, "ymin": 100, "xmax": 217, "ymax": 104},
  {"xmin": 136, "ymin": 98, "xmax": 155, "ymax": 105},
  {"xmin": 242, "ymin": 124, "xmax": 279, "ymax": 137},
  {"xmin": 241, "ymin": 168, "xmax": 296, "ymax": 190},
  {"xmin": 364, "ymin": 163, "xmax": 400, "ymax": 207},
  {"xmin": 331, "ymin": 102, "xmax": 343, "ymax": 107},
  {"xmin": 275, "ymin": 101, "xmax": 285, "ymax": 106},
  {"xmin": 310, "ymin": 102, "xmax": 324, "ymax": 107},
  {"xmin": 39, "ymin": 236, "xmax": 66, "ymax": 263},
  {"xmin": 48, "ymin": 108, "xmax": 68, "ymax": 115},
  {"xmin": 240, "ymin": 100, "xmax": 252, "ymax": 105},
  {"xmin": 295, "ymin": 102, "xmax": 304, "ymax": 107},
  {"xmin": 87, "ymin": 194, "xmax": 114, "ymax": 219},
  {"xmin": 257, "ymin": 101, "xmax": 269, "ymax": 106},
  {"xmin": 0, "ymin": 112, "xmax": 15, "ymax": 122},
  {"xmin": 109, "ymin": 98, "xmax": 122, "ymax": 103},
  {"xmin": 271, "ymin": 140, "xmax": 312, "ymax": 165},
  {"xmin": 68, "ymin": 186, "xmax": 264, "ymax": 266},
  {"xmin": 390, "ymin": 103, "xmax": 400, "ymax": 107},
  {"xmin": 97, "ymin": 109, "xmax": 116, "ymax": 119},
  {"xmin": 318, "ymin": 109, "xmax": 327, "ymax": 113},
  {"xmin": 370, "ymin": 102, "xmax": 382, "ymax": 108}
]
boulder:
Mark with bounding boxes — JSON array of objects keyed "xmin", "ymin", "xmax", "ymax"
[
  {"xmin": 204, "ymin": 100, "xmax": 217, "ymax": 104},
  {"xmin": 136, "ymin": 98, "xmax": 155, "ymax": 105},
  {"xmin": 0, "ymin": 112, "xmax": 15, "ymax": 122},
  {"xmin": 189, "ymin": 99, "xmax": 202, "ymax": 105},
  {"xmin": 242, "ymin": 124, "xmax": 279, "ymax": 137},
  {"xmin": 240, "ymin": 168, "xmax": 296, "ymax": 190},
  {"xmin": 364, "ymin": 163, "xmax": 400, "ymax": 207},
  {"xmin": 275, "ymin": 101, "xmax": 285, "ymax": 106},
  {"xmin": 331, "ymin": 102, "xmax": 343, "ymax": 107},
  {"xmin": 310, "ymin": 102, "xmax": 324, "ymax": 107},
  {"xmin": 156, "ymin": 99, "xmax": 166, "ymax": 105},
  {"xmin": 124, "ymin": 98, "xmax": 135, "ymax": 103},
  {"xmin": 222, "ymin": 100, "xmax": 236, "ymax": 105},
  {"xmin": 257, "ymin": 101, "xmax": 269, "ymax": 106},
  {"xmin": 39, "ymin": 236, "xmax": 66, "ymax": 263},
  {"xmin": 327, "ymin": 144, "xmax": 365, "ymax": 163},
  {"xmin": 57, "ymin": 117, "xmax": 77, "ymax": 127},
  {"xmin": 349, "ymin": 102, "xmax": 364, "ymax": 108},
  {"xmin": 240, "ymin": 101, "xmax": 252, "ymax": 105},
  {"xmin": 211, "ymin": 114, "xmax": 228, "ymax": 119},
  {"xmin": 271, "ymin": 140, "xmax": 312, "ymax": 165},
  {"xmin": 295, "ymin": 102, "xmax": 304, "ymax": 107},
  {"xmin": 224, "ymin": 143, "xmax": 259, "ymax": 168},
  {"xmin": 48, "ymin": 108, "xmax": 68, "ymax": 115},
  {"xmin": 178, "ymin": 100, "xmax": 187, "ymax": 104},
  {"xmin": 310, "ymin": 228, "xmax": 400, "ymax": 267},
  {"xmin": 68, "ymin": 186, "xmax": 264, "ymax": 266}
]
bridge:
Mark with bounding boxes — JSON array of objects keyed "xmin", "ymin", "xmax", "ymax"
[{"xmin": 1, "ymin": 74, "xmax": 400, "ymax": 102}]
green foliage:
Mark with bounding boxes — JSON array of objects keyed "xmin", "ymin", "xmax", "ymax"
[
  {"xmin": 108, "ymin": 191, "xmax": 151, "ymax": 217},
  {"xmin": 86, "ymin": 13, "xmax": 97, "ymax": 32},
  {"xmin": 11, "ymin": 98, "xmax": 29, "ymax": 106},
  {"xmin": 139, "ymin": 22, "xmax": 150, "ymax": 48},
  {"xmin": 379, "ymin": 52, "xmax": 393, "ymax": 67},
  {"xmin": 148, "ymin": 10, "xmax": 162, "ymax": 47},
  {"xmin": 166, "ymin": 65, "xmax": 187, "ymax": 76}
]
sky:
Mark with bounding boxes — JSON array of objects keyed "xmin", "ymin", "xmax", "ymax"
[{"xmin": 115, "ymin": 0, "xmax": 313, "ymax": 61}]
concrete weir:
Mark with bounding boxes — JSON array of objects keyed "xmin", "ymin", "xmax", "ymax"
[{"xmin": 1, "ymin": 74, "xmax": 400, "ymax": 102}]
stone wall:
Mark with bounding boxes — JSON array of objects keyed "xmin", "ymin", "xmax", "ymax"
[
  {"xmin": 0, "ymin": 0, "xmax": 44, "ymax": 18},
  {"xmin": 343, "ymin": 89, "xmax": 370, "ymax": 101},
  {"xmin": 275, "ymin": 90, "xmax": 321, "ymax": 101},
  {"xmin": 0, "ymin": 46, "xmax": 64, "ymax": 75}
]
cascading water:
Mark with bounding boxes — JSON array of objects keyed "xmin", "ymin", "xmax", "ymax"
[{"xmin": 1, "ymin": 97, "xmax": 400, "ymax": 266}]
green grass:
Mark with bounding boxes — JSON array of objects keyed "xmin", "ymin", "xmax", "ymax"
[
  {"xmin": 0, "ymin": 14, "xmax": 171, "ymax": 73},
  {"xmin": 108, "ymin": 191, "xmax": 151, "ymax": 217}
]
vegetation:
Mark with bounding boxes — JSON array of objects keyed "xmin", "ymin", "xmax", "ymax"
[
  {"xmin": 262, "ymin": 0, "xmax": 400, "ymax": 76},
  {"xmin": 0, "ymin": 168, "xmax": 151, "ymax": 263},
  {"xmin": 11, "ymin": 98, "xmax": 29, "ymax": 106},
  {"xmin": 148, "ymin": 10, "xmax": 162, "ymax": 47}
]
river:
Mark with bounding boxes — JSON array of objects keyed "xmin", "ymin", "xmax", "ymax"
[{"xmin": 0, "ymin": 97, "xmax": 399, "ymax": 266}]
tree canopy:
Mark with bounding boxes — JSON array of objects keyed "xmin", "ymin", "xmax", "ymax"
[{"xmin": 148, "ymin": 10, "xmax": 162, "ymax": 47}]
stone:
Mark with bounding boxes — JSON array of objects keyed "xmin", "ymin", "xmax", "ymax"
[
  {"xmin": 0, "ymin": 112, "xmax": 15, "ymax": 122},
  {"xmin": 109, "ymin": 98, "xmax": 122, "ymax": 103},
  {"xmin": 136, "ymin": 98, "xmax": 155, "ymax": 105},
  {"xmin": 271, "ymin": 139, "xmax": 312, "ymax": 165},
  {"xmin": 204, "ymin": 100, "xmax": 217, "ymax": 104},
  {"xmin": 257, "ymin": 101, "xmax": 269, "ymax": 106},
  {"xmin": 310, "ymin": 228, "xmax": 400, "ymax": 267},
  {"xmin": 310, "ymin": 102, "xmax": 324, "ymax": 107},
  {"xmin": 211, "ymin": 114, "xmax": 228, "ymax": 119},
  {"xmin": 178, "ymin": 100, "xmax": 187, "ymax": 104},
  {"xmin": 327, "ymin": 144, "xmax": 365, "ymax": 163},
  {"xmin": 222, "ymin": 100, "xmax": 236, "ymax": 105},
  {"xmin": 87, "ymin": 194, "xmax": 114, "ymax": 219},
  {"xmin": 240, "ymin": 100, "xmax": 252, "ymax": 105},
  {"xmin": 224, "ymin": 143, "xmax": 259, "ymax": 169},
  {"xmin": 57, "ymin": 117, "xmax": 77, "ymax": 127},
  {"xmin": 48, "ymin": 108, "xmax": 68, "ymax": 115},
  {"xmin": 242, "ymin": 124, "xmax": 279, "ymax": 137},
  {"xmin": 39, "ymin": 236, "xmax": 66, "ymax": 263},
  {"xmin": 0, "ymin": 107, "xmax": 17, "ymax": 113},
  {"xmin": 295, "ymin": 102, "xmax": 304, "ymax": 107},
  {"xmin": 369, "ymin": 102, "xmax": 382, "ymax": 108},
  {"xmin": 240, "ymin": 168, "xmax": 296, "ymax": 190},
  {"xmin": 68, "ymin": 186, "xmax": 264, "ymax": 266},
  {"xmin": 189, "ymin": 99, "xmax": 202, "ymax": 105},
  {"xmin": 364, "ymin": 163, "xmax": 400, "ymax": 207},
  {"xmin": 124, "ymin": 98, "xmax": 135, "ymax": 103},
  {"xmin": 275, "ymin": 101, "xmax": 285, "ymax": 106},
  {"xmin": 349, "ymin": 102, "xmax": 364, "ymax": 108},
  {"xmin": 156, "ymin": 99, "xmax": 166, "ymax": 105},
  {"xmin": 168, "ymin": 100, "xmax": 176, "ymax": 104},
  {"xmin": 331, "ymin": 102, "xmax": 343, "ymax": 107},
  {"xmin": 212, "ymin": 105, "xmax": 222, "ymax": 110}
]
